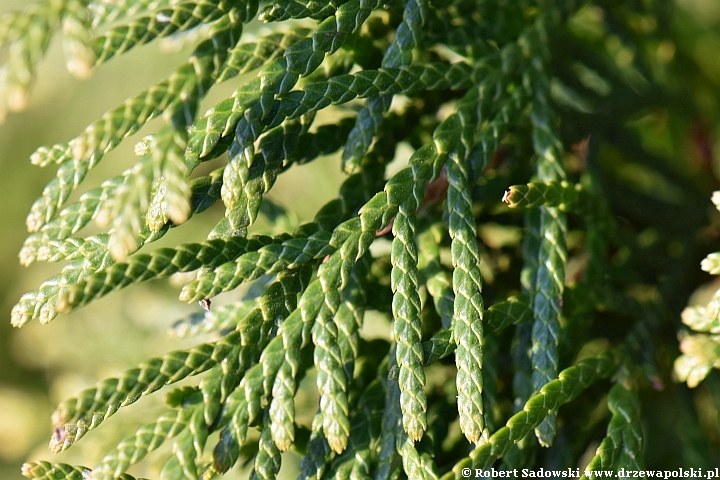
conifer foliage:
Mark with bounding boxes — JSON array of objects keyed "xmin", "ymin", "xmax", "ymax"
[{"xmin": 4, "ymin": 0, "xmax": 720, "ymax": 478}]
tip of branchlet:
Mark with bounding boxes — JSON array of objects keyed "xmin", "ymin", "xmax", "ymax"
[
  {"xmin": 21, "ymin": 463, "xmax": 33, "ymax": 477},
  {"xmin": 30, "ymin": 147, "xmax": 47, "ymax": 165},
  {"xmin": 403, "ymin": 414, "xmax": 427, "ymax": 442},
  {"xmin": 166, "ymin": 199, "xmax": 190, "ymax": 226},
  {"xmin": 66, "ymin": 57, "xmax": 94, "ymax": 80},
  {"xmin": 19, "ymin": 245, "xmax": 37, "ymax": 266},
  {"xmin": 274, "ymin": 433, "xmax": 293, "ymax": 452},
  {"xmin": 8, "ymin": 87, "xmax": 28, "ymax": 112},
  {"xmin": 178, "ymin": 287, "xmax": 193, "ymax": 303},
  {"xmin": 10, "ymin": 304, "xmax": 30, "ymax": 328},
  {"xmin": 94, "ymin": 207, "xmax": 111, "ymax": 228},
  {"xmin": 328, "ymin": 436, "xmax": 347, "ymax": 455},
  {"xmin": 134, "ymin": 135, "xmax": 153, "ymax": 157},
  {"xmin": 49, "ymin": 425, "xmax": 68, "ymax": 453},
  {"xmin": 26, "ymin": 210, "xmax": 44, "ymax": 233},
  {"xmin": 109, "ymin": 230, "xmax": 137, "ymax": 261},
  {"xmin": 39, "ymin": 303, "xmax": 58, "ymax": 324}
]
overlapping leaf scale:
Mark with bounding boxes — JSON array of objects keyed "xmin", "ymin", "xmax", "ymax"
[
  {"xmin": 298, "ymin": 411, "xmax": 334, "ymax": 479},
  {"xmin": 260, "ymin": 270, "xmax": 308, "ymax": 452},
  {"xmin": 20, "ymin": 176, "xmax": 122, "ymax": 265},
  {"xmin": 259, "ymin": 0, "xmax": 350, "ymax": 22},
  {"xmin": 92, "ymin": 0, "xmax": 234, "ymax": 65},
  {"xmin": 418, "ymin": 224, "xmax": 454, "ymax": 330},
  {"xmin": 99, "ymin": 158, "xmax": 154, "ymax": 260},
  {"xmin": 323, "ymin": 379, "xmax": 383, "ymax": 478},
  {"xmin": 324, "ymin": 298, "xmax": 363, "ymax": 452},
  {"xmin": 26, "ymin": 12, "xmax": 244, "ymax": 235},
  {"xmin": 502, "ymin": 181, "xmax": 583, "ymax": 212},
  {"xmin": 0, "ymin": 2, "xmax": 61, "ymax": 122},
  {"xmin": 420, "ymin": 295, "xmax": 533, "ymax": 367},
  {"xmin": 213, "ymin": 308, "xmax": 307, "ymax": 471},
  {"xmin": 150, "ymin": 7, "xmax": 254, "ymax": 232},
  {"xmin": 376, "ymin": 349, "xmax": 433, "ymax": 480},
  {"xmin": 392, "ymin": 209, "xmax": 427, "ymax": 441},
  {"xmin": 197, "ymin": 277, "xmax": 297, "ymax": 428},
  {"xmin": 50, "ymin": 337, "xmax": 232, "ymax": 453},
  {"xmin": 11, "ymin": 246, "xmax": 114, "ymax": 327},
  {"xmin": 251, "ymin": 412, "xmax": 283, "ymax": 480},
  {"xmin": 21, "ymin": 461, "xmax": 143, "ymax": 480},
  {"xmin": 59, "ymin": 236, "xmax": 275, "ymax": 312},
  {"xmin": 90, "ymin": 405, "xmax": 198, "ymax": 479},
  {"xmin": 200, "ymin": 357, "xmax": 232, "ymax": 426},
  {"xmin": 180, "ymin": 228, "xmax": 332, "ymax": 302},
  {"xmin": 527, "ymin": 47, "xmax": 569, "ymax": 446},
  {"xmin": 186, "ymin": 0, "xmax": 382, "ymax": 165},
  {"xmin": 26, "ymin": 150, "xmax": 103, "ymax": 232},
  {"xmin": 216, "ymin": 28, "xmax": 362, "ymax": 237},
  {"xmin": 61, "ymin": 0, "xmax": 96, "ymax": 79},
  {"xmin": 31, "ymin": 234, "xmax": 110, "ymax": 263},
  {"xmin": 582, "ymin": 382, "xmax": 644, "ymax": 477},
  {"xmin": 216, "ymin": 119, "xmax": 304, "ymax": 237},
  {"xmin": 79, "ymin": 11, "xmax": 242, "ymax": 162},
  {"xmin": 217, "ymin": 28, "xmax": 310, "ymax": 83},
  {"xmin": 21, "ymin": 462, "xmax": 88, "ymax": 480},
  {"xmin": 213, "ymin": 141, "xmax": 442, "ymax": 458},
  {"xmin": 145, "ymin": 158, "xmax": 222, "ymax": 234},
  {"xmin": 445, "ymin": 87, "xmax": 488, "ymax": 445},
  {"xmin": 267, "ymin": 359, "xmax": 297, "ymax": 452},
  {"xmin": 682, "ymin": 297, "xmax": 720, "ymax": 335},
  {"xmin": 336, "ymin": 256, "xmax": 368, "ymax": 390},
  {"xmin": 159, "ymin": 405, "xmax": 208, "ymax": 479},
  {"xmin": 342, "ymin": 0, "xmax": 426, "ymax": 173},
  {"xmin": 398, "ymin": 420, "xmax": 438, "ymax": 480},
  {"xmin": 294, "ymin": 108, "xmax": 470, "ymax": 449},
  {"xmin": 422, "ymin": 330, "xmax": 454, "ymax": 366},
  {"xmin": 484, "ymin": 294, "xmax": 533, "ymax": 333},
  {"xmin": 313, "ymin": 260, "xmax": 355, "ymax": 454},
  {"xmin": 270, "ymin": 63, "xmax": 478, "ymax": 123},
  {"xmin": 205, "ymin": 117, "xmax": 355, "ymax": 238},
  {"xmin": 88, "ymin": 0, "xmax": 171, "ymax": 28},
  {"xmin": 440, "ymin": 350, "xmax": 620, "ymax": 479},
  {"xmin": 14, "ymin": 168, "xmax": 228, "ymax": 327},
  {"xmin": 447, "ymin": 150, "xmax": 486, "ymax": 445},
  {"xmin": 184, "ymin": 158, "xmax": 379, "ymax": 303},
  {"xmin": 210, "ymin": 270, "xmax": 310, "ymax": 472}
]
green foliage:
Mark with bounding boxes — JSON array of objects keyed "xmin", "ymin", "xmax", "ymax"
[
  {"xmin": 677, "ymin": 193, "xmax": 720, "ymax": 388},
  {"xmin": 4, "ymin": 0, "xmax": 720, "ymax": 478}
]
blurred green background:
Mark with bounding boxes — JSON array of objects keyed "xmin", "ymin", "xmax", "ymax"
[{"xmin": 1, "ymin": 0, "xmax": 720, "ymax": 478}]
